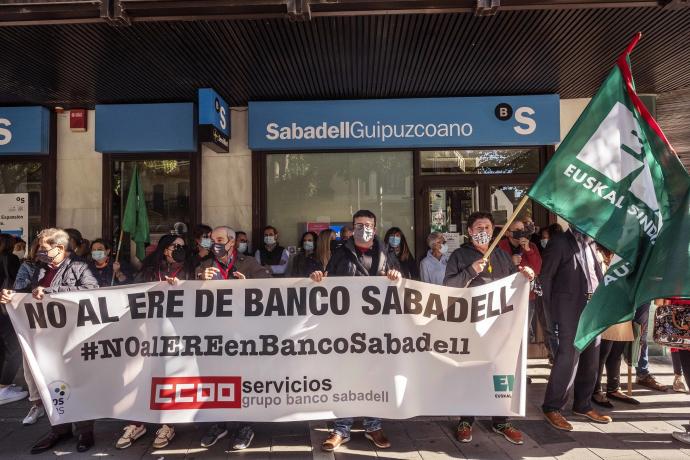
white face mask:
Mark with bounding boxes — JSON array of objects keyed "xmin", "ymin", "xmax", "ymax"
[
  {"xmin": 540, "ymin": 239, "xmax": 548, "ymax": 248},
  {"xmin": 470, "ymin": 231, "xmax": 491, "ymax": 246},
  {"xmin": 13, "ymin": 250, "xmax": 25, "ymax": 258},
  {"xmin": 303, "ymin": 241, "xmax": 314, "ymax": 251},
  {"xmin": 264, "ymin": 236, "xmax": 276, "ymax": 246},
  {"xmin": 238, "ymin": 242, "xmax": 248, "ymax": 254},
  {"xmin": 439, "ymin": 243, "xmax": 449, "ymax": 254},
  {"xmin": 91, "ymin": 250, "xmax": 107, "ymax": 262}
]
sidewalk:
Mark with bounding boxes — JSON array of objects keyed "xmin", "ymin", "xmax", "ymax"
[{"xmin": 1, "ymin": 357, "xmax": 688, "ymax": 459}]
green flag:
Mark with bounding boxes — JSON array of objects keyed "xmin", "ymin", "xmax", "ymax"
[
  {"xmin": 527, "ymin": 33, "xmax": 690, "ymax": 350},
  {"xmin": 122, "ymin": 165, "xmax": 150, "ymax": 260}
]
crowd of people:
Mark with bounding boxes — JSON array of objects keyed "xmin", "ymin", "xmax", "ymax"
[{"xmin": 0, "ymin": 209, "xmax": 687, "ymax": 454}]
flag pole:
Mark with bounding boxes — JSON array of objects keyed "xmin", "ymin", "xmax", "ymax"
[
  {"xmin": 483, "ymin": 195, "xmax": 531, "ymax": 261},
  {"xmin": 111, "ymin": 228, "xmax": 124, "ymax": 286}
]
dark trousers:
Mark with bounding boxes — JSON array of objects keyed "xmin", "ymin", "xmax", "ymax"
[
  {"xmin": 536, "ymin": 297, "xmax": 558, "ymax": 359},
  {"xmin": 0, "ymin": 316, "xmax": 22, "ymax": 385},
  {"xmin": 678, "ymin": 350, "xmax": 690, "ymax": 424},
  {"xmin": 542, "ymin": 318, "xmax": 600, "ymax": 414},
  {"xmin": 672, "ymin": 351, "xmax": 683, "ymax": 375},
  {"xmin": 596, "ymin": 340, "xmax": 626, "ymax": 393},
  {"xmin": 459, "ymin": 416, "xmax": 507, "ymax": 427},
  {"xmin": 52, "ymin": 421, "xmax": 94, "ymax": 436}
]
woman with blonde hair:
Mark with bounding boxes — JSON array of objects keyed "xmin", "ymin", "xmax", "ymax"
[{"xmin": 316, "ymin": 229, "xmax": 336, "ymax": 272}]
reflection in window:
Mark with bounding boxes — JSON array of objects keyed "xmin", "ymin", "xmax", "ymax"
[
  {"xmin": 420, "ymin": 149, "xmax": 540, "ymax": 175},
  {"xmin": 490, "ymin": 185, "xmax": 533, "ymax": 226},
  {"xmin": 266, "ymin": 152, "xmax": 414, "ymax": 250}
]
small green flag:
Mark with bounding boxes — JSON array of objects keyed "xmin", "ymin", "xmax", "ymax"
[
  {"xmin": 122, "ymin": 165, "xmax": 150, "ymax": 261},
  {"xmin": 527, "ymin": 33, "xmax": 690, "ymax": 350}
]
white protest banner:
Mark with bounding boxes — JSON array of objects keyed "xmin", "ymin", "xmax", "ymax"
[{"xmin": 7, "ymin": 275, "xmax": 529, "ymax": 425}]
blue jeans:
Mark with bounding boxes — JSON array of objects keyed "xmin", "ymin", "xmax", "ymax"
[
  {"xmin": 332, "ymin": 418, "xmax": 382, "ymax": 437},
  {"xmin": 634, "ymin": 303, "xmax": 650, "ymax": 376}
]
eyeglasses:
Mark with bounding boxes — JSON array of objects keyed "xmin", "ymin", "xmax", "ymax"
[{"xmin": 353, "ymin": 223, "xmax": 375, "ymax": 230}]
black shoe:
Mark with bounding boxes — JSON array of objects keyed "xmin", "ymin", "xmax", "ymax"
[
  {"xmin": 31, "ymin": 430, "xmax": 72, "ymax": 454},
  {"xmin": 607, "ymin": 390, "xmax": 640, "ymax": 405},
  {"xmin": 591, "ymin": 393, "xmax": 614, "ymax": 409},
  {"xmin": 76, "ymin": 432, "xmax": 94, "ymax": 453}
]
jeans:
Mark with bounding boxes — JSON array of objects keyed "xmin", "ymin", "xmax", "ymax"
[
  {"xmin": 634, "ymin": 303, "xmax": 650, "ymax": 376},
  {"xmin": 673, "ymin": 350, "xmax": 683, "ymax": 375},
  {"xmin": 332, "ymin": 418, "xmax": 382, "ymax": 437}
]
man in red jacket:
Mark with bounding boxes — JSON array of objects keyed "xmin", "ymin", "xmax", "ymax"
[{"xmin": 498, "ymin": 219, "xmax": 542, "ymax": 344}]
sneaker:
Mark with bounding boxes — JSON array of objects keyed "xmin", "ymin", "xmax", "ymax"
[
  {"xmin": 364, "ymin": 429, "xmax": 391, "ymax": 449},
  {"xmin": 0, "ymin": 385, "xmax": 28, "ymax": 406},
  {"xmin": 673, "ymin": 431, "xmax": 690, "ymax": 444},
  {"xmin": 116, "ymin": 424, "xmax": 147, "ymax": 449},
  {"xmin": 673, "ymin": 375, "xmax": 687, "ymax": 393},
  {"xmin": 152, "ymin": 424, "xmax": 175, "ymax": 449},
  {"xmin": 493, "ymin": 423, "xmax": 524, "ymax": 445},
  {"xmin": 322, "ymin": 432, "xmax": 350, "ymax": 452},
  {"xmin": 22, "ymin": 404, "xmax": 45, "ymax": 425},
  {"xmin": 200, "ymin": 423, "xmax": 228, "ymax": 448},
  {"xmin": 456, "ymin": 422, "xmax": 472, "ymax": 443},
  {"xmin": 232, "ymin": 425, "xmax": 255, "ymax": 450},
  {"xmin": 636, "ymin": 374, "xmax": 668, "ymax": 392}
]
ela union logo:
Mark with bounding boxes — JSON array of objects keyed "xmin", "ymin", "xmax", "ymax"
[{"xmin": 493, "ymin": 375, "xmax": 514, "ymax": 399}]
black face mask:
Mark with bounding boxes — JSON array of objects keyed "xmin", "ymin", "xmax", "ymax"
[
  {"xmin": 212, "ymin": 242, "xmax": 228, "ymax": 258},
  {"xmin": 330, "ymin": 240, "xmax": 339, "ymax": 251},
  {"xmin": 171, "ymin": 246, "xmax": 186, "ymax": 263}
]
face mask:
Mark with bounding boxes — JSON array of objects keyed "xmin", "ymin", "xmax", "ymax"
[
  {"xmin": 37, "ymin": 247, "xmax": 59, "ymax": 264},
  {"xmin": 238, "ymin": 242, "xmax": 247, "ymax": 254},
  {"xmin": 525, "ymin": 222, "xmax": 536, "ymax": 235},
  {"xmin": 354, "ymin": 227, "xmax": 375, "ymax": 244},
  {"xmin": 212, "ymin": 243, "xmax": 228, "ymax": 258},
  {"xmin": 264, "ymin": 236, "xmax": 276, "ymax": 246},
  {"xmin": 13, "ymin": 250, "xmax": 25, "ymax": 258},
  {"xmin": 330, "ymin": 240, "xmax": 339, "ymax": 251},
  {"xmin": 171, "ymin": 246, "xmax": 186, "ymax": 263},
  {"xmin": 303, "ymin": 241, "xmax": 314, "ymax": 251},
  {"xmin": 540, "ymin": 239, "xmax": 548, "ymax": 248},
  {"xmin": 439, "ymin": 243, "xmax": 449, "ymax": 254},
  {"xmin": 470, "ymin": 231, "xmax": 491, "ymax": 246},
  {"xmin": 388, "ymin": 236, "xmax": 401, "ymax": 248},
  {"xmin": 91, "ymin": 250, "xmax": 107, "ymax": 262},
  {"xmin": 200, "ymin": 237, "xmax": 212, "ymax": 249}
]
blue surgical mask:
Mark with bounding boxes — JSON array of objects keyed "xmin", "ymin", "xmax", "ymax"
[
  {"xmin": 264, "ymin": 236, "xmax": 276, "ymax": 246},
  {"xmin": 238, "ymin": 242, "xmax": 248, "ymax": 254},
  {"xmin": 91, "ymin": 250, "xmax": 107, "ymax": 262},
  {"xmin": 200, "ymin": 237, "xmax": 212, "ymax": 249},
  {"xmin": 388, "ymin": 236, "xmax": 401, "ymax": 248},
  {"xmin": 303, "ymin": 241, "xmax": 314, "ymax": 251}
]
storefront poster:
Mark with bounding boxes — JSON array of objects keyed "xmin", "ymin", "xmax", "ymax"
[
  {"xmin": 8, "ymin": 276, "xmax": 528, "ymax": 424},
  {"xmin": 0, "ymin": 193, "xmax": 28, "ymax": 244}
]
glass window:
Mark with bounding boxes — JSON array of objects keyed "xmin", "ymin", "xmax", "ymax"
[
  {"xmin": 420, "ymin": 148, "xmax": 540, "ymax": 175},
  {"xmin": 266, "ymin": 151, "xmax": 414, "ymax": 251},
  {"xmin": 111, "ymin": 159, "xmax": 191, "ymax": 255},
  {"xmin": 490, "ymin": 185, "xmax": 533, "ymax": 226},
  {"xmin": 0, "ymin": 161, "xmax": 43, "ymax": 241}
]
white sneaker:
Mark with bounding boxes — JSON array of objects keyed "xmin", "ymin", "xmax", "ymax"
[
  {"xmin": 672, "ymin": 431, "xmax": 690, "ymax": 444},
  {"xmin": 0, "ymin": 385, "xmax": 28, "ymax": 405},
  {"xmin": 22, "ymin": 404, "xmax": 45, "ymax": 425},
  {"xmin": 116, "ymin": 424, "xmax": 147, "ymax": 449},
  {"xmin": 673, "ymin": 375, "xmax": 687, "ymax": 393},
  {"xmin": 153, "ymin": 424, "xmax": 175, "ymax": 449}
]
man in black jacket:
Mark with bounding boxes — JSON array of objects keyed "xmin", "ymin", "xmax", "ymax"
[
  {"xmin": 444, "ymin": 211, "xmax": 534, "ymax": 446},
  {"xmin": 310, "ymin": 210, "xmax": 400, "ymax": 452},
  {"xmin": 1, "ymin": 228, "xmax": 99, "ymax": 454},
  {"xmin": 540, "ymin": 227, "xmax": 612, "ymax": 431}
]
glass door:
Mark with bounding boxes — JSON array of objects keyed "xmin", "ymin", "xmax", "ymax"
[{"xmin": 427, "ymin": 185, "xmax": 478, "ymax": 253}]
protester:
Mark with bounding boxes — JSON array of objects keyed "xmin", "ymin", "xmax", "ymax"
[
  {"xmin": 444, "ymin": 211, "xmax": 533, "ymax": 445},
  {"xmin": 13, "ymin": 238, "xmax": 26, "ymax": 260},
  {"xmin": 255, "ymin": 226, "xmax": 289, "ymax": 276},
  {"xmin": 419, "ymin": 232, "xmax": 448, "ymax": 285},
  {"xmin": 0, "ymin": 233, "xmax": 24, "ymax": 407},
  {"xmin": 89, "ymin": 239, "xmax": 132, "ymax": 286},
  {"xmin": 634, "ymin": 302, "xmax": 667, "ymax": 391},
  {"xmin": 64, "ymin": 228, "xmax": 84, "ymax": 258},
  {"xmin": 522, "ymin": 215, "xmax": 541, "ymax": 249},
  {"xmin": 540, "ymin": 226, "xmax": 611, "ymax": 432},
  {"xmin": 196, "ymin": 226, "xmax": 271, "ymax": 450},
  {"xmin": 236, "ymin": 231, "xmax": 250, "ymax": 255},
  {"xmin": 118, "ymin": 234, "xmax": 195, "ymax": 450},
  {"xmin": 667, "ymin": 298, "xmax": 690, "ymax": 444},
  {"xmin": 13, "ymin": 239, "xmax": 44, "ymax": 425},
  {"xmin": 340, "ymin": 224, "xmax": 353, "ymax": 241},
  {"xmin": 311, "ymin": 210, "xmax": 400, "ymax": 452},
  {"xmin": 191, "ymin": 224, "xmax": 213, "ymax": 266},
  {"xmin": 498, "ymin": 219, "xmax": 541, "ymax": 343},
  {"xmin": 1, "ymin": 228, "xmax": 99, "ymax": 453},
  {"xmin": 384, "ymin": 227, "xmax": 418, "ymax": 280},
  {"xmin": 316, "ymin": 229, "xmax": 335, "ymax": 272},
  {"xmin": 288, "ymin": 232, "xmax": 321, "ymax": 277}
]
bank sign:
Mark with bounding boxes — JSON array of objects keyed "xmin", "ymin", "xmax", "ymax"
[
  {"xmin": 248, "ymin": 95, "xmax": 559, "ymax": 150},
  {"xmin": 0, "ymin": 106, "xmax": 50, "ymax": 155},
  {"xmin": 198, "ymin": 88, "xmax": 230, "ymax": 153}
]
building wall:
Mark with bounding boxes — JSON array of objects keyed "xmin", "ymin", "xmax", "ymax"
[
  {"xmin": 55, "ymin": 110, "xmax": 102, "ymax": 239},
  {"xmin": 52, "ymin": 99, "xmax": 594, "ymax": 241}
]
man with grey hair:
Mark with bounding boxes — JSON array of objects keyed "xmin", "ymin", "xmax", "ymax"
[
  {"xmin": 195, "ymin": 225, "xmax": 271, "ymax": 450},
  {"xmin": 1, "ymin": 227, "xmax": 99, "ymax": 454},
  {"xmin": 419, "ymin": 232, "xmax": 449, "ymax": 285}
]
